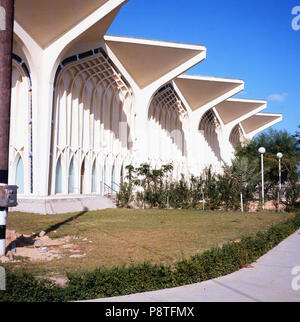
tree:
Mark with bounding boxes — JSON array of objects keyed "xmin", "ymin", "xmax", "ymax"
[
  {"xmin": 116, "ymin": 165, "xmax": 135, "ymax": 208},
  {"xmin": 118, "ymin": 163, "xmax": 173, "ymax": 209},
  {"xmin": 203, "ymin": 167, "xmax": 221, "ymax": 210},
  {"xmin": 294, "ymin": 126, "xmax": 300, "ymax": 144},
  {"xmin": 236, "ymin": 129, "xmax": 300, "ymax": 199},
  {"xmin": 223, "ymin": 157, "xmax": 259, "ymax": 212}
]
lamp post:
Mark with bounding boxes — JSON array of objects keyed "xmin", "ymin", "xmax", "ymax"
[
  {"xmin": 277, "ymin": 152, "xmax": 283, "ymax": 213},
  {"xmin": 258, "ymin": 147, "xmax": 266, "ymax": 211}
]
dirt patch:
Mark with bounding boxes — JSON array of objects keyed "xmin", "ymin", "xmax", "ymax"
[
  {"xmin": 0, "ymin": 230, "xmax": 87, "ymax": 263},
  {"xmin": 248, "ymin": 201, "xmax": 286, "ymax": 212}
]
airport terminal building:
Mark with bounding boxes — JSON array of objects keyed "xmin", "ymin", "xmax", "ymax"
[{"xmin": 10, "ymin": 0, "xmax": 282, "ymax": 213}]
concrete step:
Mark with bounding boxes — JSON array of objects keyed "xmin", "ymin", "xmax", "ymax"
[{"xmin": 12, "ymin": 195, "xmax": 117, "ymax": 215}]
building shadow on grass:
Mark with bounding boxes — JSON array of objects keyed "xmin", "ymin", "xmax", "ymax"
[
  {"xmin": 5, "ymin": 208, "xmax": 89, "ymax": 253},
  {"xmin": 44, "ymin": 207, "xmax": 89, "ymax": 235}
]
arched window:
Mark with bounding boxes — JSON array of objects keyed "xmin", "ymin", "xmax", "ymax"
[
  {"xmin": 149, "ymin": 84, "xmax": 187, "ymax": 163},
  {"xmin": 199, "ymin": 110, "xmax": 220, "ymax": 138},
  {"xmin": 15, "ymin": 156, "xmax": 24, "ymax": 194},
  {"xmin": 11, "ymin": 57, "xmax": 32, "ymax": 195},
  {"xmin": 102, "ymin": 161, "xmax": 107, "ymax": 195},
  {"xmin": 111, "ymin": 163, "xmax": 115, "ymax": 187},
  {"xmin": 199, "ymin": 109, "xmax": 222, "ymax": 161},
  {"xmin": 55, "ymin": 157, "xmax": 62, "ymax": 194},
  {"xmin": 80, "ymin": 159, "xmax": 87, "ymax": 195},
  {"xmin": 91, "ymin": 161, "xmax": 97, "ymax": 193},
  {"xmin": 230, "ymin": 125, "xmax": 243, "ymax": 149},
  {"xmin": 68, "ymin": 157, "xmax": 75, "ymax": 194},
  {"xmin": 51, "ymin": 49, "xmax": 133, "ymax": 197}
]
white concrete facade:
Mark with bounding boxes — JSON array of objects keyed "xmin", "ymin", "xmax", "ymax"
[{"xmin": 9, "ymin": 0, "xmax": 282, "ymax": 209}]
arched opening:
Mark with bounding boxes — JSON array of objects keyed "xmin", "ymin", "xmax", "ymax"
[
  {"xmin": 148, "ymin": 84, "xmax": 187, "ymax": 165},
  {"xmin": 100, "ymin": 162, "xmax": 106, "ymax": 196},
  {"xmin": 10, "ymin": 57, "xmax": 32, "ymax": 195},
  {"xmin": 68, "ymin": 157, "xmax": 75, "ymax": 194},
  {"xmin": 50, "ymin": 49, "xmax": 133, "ymax": 197},
  {"xmin": 111, "ymin": 163, "xmax": 115, "ymax": 189},
  {"xmin": 55, "ymin": 157, "xmax": 62, "ymax": 194},
  {"xmin": 80, "ymin": 159, "xmax": 87, "ymax": 195},
  {"xmin": 103, "ymin": 160, "xmax": 108, "ymax": 195},
  {"xmin": 91, "ymin": 160, "xmax": 97, "ymax": 193},
  {"xmin": 199, "ymin": 109, "xmax": 222, "ymax": 162},
  {"xmin": 230, "ymin": 124, "xmax": 243, "ymax": 149},
  {"xmin": 15, "ymin": 156, "xmax": 24, "ymax": 194}
]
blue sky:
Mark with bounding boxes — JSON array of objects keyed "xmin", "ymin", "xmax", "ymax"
[{"xmin": 108, "ymin": 0, "xmax": 300, "ymax": 136}]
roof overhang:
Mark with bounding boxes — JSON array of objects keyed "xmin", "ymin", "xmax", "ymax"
[
  {"xmin": 14, "ymin": 0, "xmax": 128, "ymax": 49},
  {"xmin": 173, "ymin": 75, "xmax": 244, "ymax": 114},
  {"xmin": 104, "ymin": 35, "xmax": 207, "ymax": 89},
  {"xmin": 214, "ymin": 98, "xmax": 267, "ymax": 126},
  {"xmin": 241, "ymin": 113, "xmax": 282, "ymax": 138}
]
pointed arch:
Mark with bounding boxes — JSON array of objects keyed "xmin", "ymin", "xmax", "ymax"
[
  {"xmin": 148, "ymin": 84, "xmax": 187, "ymax": 169},
  {"xmin": 10, "ymin": 57, "xmax": 32, "ymax": 195},
  {"xmin": 80, "ymin": 157, "xmax": 89, "ymax": 195},
  {"xmin": 55, "ymin": 156, "xmax": 63, "ymax": 194},
  {"xmin": 91, "ymin": 159, "xmax": 97, "ymax": 193},
  {"xmin": 120, "ymin": 162, "xmax": 125, "ymax": 184},
  {"xmin": 229, "ymin": 124, "xmax": 244, "ymax": 149},
  {"xmin": 68, "ymin": 156, "xmax": 75, "ymax": 194},
  {"xmin": 15, "ymin": 155, "xmax": 25, "ymax": 195},
  {"xmin": 50, "ymin": 49, "xmax": 133, "ymax": 196},
  {"xmin": 199, "ymin": 109, "xmax": 222, "ymax": 162}
]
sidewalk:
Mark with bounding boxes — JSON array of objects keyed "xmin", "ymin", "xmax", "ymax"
[{"xmin": 89, "ymin": 229, "xmax": 300, "ymax": 302}]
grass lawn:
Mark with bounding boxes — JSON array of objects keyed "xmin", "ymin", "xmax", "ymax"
[{"xmin": 4, "ymin": 209, "xmax": 295, "ymax": 277}]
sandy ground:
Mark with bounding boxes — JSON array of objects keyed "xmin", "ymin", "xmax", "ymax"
[{"xmin": 0, "ymin": 229, "xmax": 87, "ymax": 264}]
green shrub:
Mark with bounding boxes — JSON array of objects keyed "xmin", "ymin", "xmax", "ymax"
[
  {"xmin": 285, "ymin": 181, "xmax": 300, "ymax": 211},
  {"xmin": 1, "ymin": 272, "xmax": 65, "ymax": 302},
  {"xmin": 117, "ymin": 182, "xmax": 134, "ymax": 208}
]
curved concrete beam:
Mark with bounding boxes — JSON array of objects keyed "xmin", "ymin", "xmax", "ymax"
[
  {"xmin": 174, "ymin": 75, "xmax": 244, "ymax": 114},
  {"xmin": 216, "ymin": 98, "xmax": 267, "ymax": 141},
  {"xmin": 104, "ymin": 35, "xmax": 207, "ymax": 93},
  {"xmin": 15, "ymin": 0, "xmax": 128, "ymax": 49},
  {"xmin": 174, "ymin": 75, "xmax": 244, "ymax": 133},
  {"xmin": 103, "ymin": 36, "xmax": 207, "ymax": 164},
  {"xmin": 242, "ymin": 113, "xmax": 283, "ymax": 139}
]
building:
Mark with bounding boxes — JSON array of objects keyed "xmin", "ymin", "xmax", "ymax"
[{"xmin": 10, "ymin": 0, "xmax": 282, "ymax": 214}]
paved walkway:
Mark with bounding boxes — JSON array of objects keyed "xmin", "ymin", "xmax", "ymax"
[{"xmin": 90, "ymin": 229, "xmax": 300, "ymax": 302}]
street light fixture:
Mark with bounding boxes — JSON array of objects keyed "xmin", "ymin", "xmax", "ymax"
[
  {"xmin": 277, "ymin": 152, "xmax": 283, "ymax": 213},
  {"xmin": 258, "ymin": 147, "xmax": 266, "ymax": 211}
]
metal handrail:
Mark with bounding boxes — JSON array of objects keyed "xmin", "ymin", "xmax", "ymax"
[
  {"xmin": 111, "ymin": 181, "xmax": 120, "ymax": 189},
  {"xmin": 103, "ymin": 182, "xmax": 118, "ymax": 194}
]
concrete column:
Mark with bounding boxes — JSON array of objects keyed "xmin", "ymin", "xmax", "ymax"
[
  {"xmin": 32, "ymin": 65, "xmax": 55, "ymax": 196},
  {"xmin": 131, "ymin": 91, "xmax": 152, "ymax": 166}
]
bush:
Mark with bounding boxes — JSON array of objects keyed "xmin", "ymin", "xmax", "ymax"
[
  {"xmin": 117, "ymin": 163, "xmax": 260, "ymax": 211},
  {"xmin": 285, "ymin": 181, "xmax": 300, "ymax": 211},
  {"xmin": 117, "ymin": 182, "xmax": 134, "ymax": 208},
  {"xmin": 1, "ymin": 272, "xmax": 65, "ymax": 302},
  {"xmin": 1, "ymin": 213, "xmax": 300, "ymax": 302}
]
